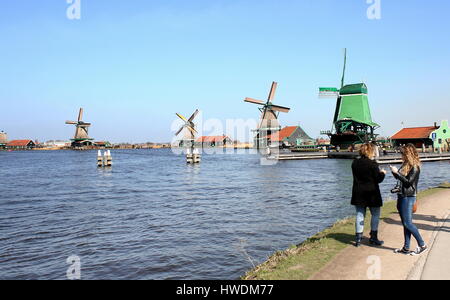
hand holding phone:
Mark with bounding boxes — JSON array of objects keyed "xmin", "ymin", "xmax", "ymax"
[{"xmin": 390, "ymin": 165, "xmax": 399, "ymax": 174}]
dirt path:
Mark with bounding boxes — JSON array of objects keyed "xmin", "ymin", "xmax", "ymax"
[{"xmin": 310, "ymin": 187, "xmax": 450, "ymax": 280}]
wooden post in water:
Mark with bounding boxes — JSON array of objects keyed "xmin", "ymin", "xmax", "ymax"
[
  {"xmin": 104, "ymin": 150, "xmax": 112, "ymax": 167},
  {"xmin": 97, "ymin": 150, "xmax": 104, "ymax": 167},
  {"xmin": 193, "ymin": 148, "xmax": 201, "ymax": 163},
  {"xmin": 186, "ymin": 148, "xmax": 193, "ymax": 164}
]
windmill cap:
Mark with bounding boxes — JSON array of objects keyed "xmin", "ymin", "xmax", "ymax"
[{"xmin": 340, "ymin": 83, "xmax": 368, "ymax": 95}]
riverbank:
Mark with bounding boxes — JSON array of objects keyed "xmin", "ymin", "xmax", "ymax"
[{"xmin": 243, "ymin": 182, "xmax": 450, "ymax": 280}]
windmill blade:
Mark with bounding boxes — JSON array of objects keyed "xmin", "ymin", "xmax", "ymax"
[
  {"xmin": 175, "ymin": 126, "xmax": 185, "ymax": 136},
  {"xmin": 267, "ymin": 82, "xmax": 278, "ymax": 102},
  {"xmin": 187, "ymin": 125, "xmax": 198, "ymax": 134},
  {"xmin": 244, "ymin": 98, "xmax": 265, "ymax": 105},
  {"xmin": 269, "ymin": 104, "xmax": 291, "ymax": 113},
  {"xmin": 188, "ymin": 109, "xmax": 199, "ymax": 122},
  {"xmin": 79, "ymin": 123, "xmax": 91, "ymax": 127},
  {"xmin": 78, "ymin": 108, "xmax": 84, "ymax": 122},
  {"xmin": 176, "ymin": 113, "xmax": 188, "ymax": 123},
  {"xmin": 65, "ymin": 121, "xmax": 78, "ymax": 125}
]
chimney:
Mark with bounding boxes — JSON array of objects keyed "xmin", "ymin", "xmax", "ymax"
[{"xmin": 434, "ymin": 122, "xmax": 438, "ymax": 128}]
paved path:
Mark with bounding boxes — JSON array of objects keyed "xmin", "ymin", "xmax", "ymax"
[
  {"xmin": 421, "ymin": 217, "xmax": 450, "ymax": 280},
  {"xmin": 310, "ymin": 187, "xmax": 450, "ymax": 280}
]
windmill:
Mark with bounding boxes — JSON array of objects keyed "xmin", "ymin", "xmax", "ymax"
[
  {"xmin": 244, "ymin": 81, "xmax": 291, "ymax": 149},
  {"xmin": 319, "ymin": 49, "xmax": 379, "ymax": 147},
  {"xmin": 175, "ymin": 109, "xmax": 201, "ymax": 163},
  {"xmin": 65, "ymin": 108, "xmax": 94, "ymax": 148}
]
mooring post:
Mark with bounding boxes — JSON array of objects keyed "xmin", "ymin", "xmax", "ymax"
[
  {"xmin": 186, "ymin": 148, "xmax": 193, "ymax": 164},
  {"xmin": 193, "ymin": 148, "xmax": 201, "ymax": 163},
  {"xmin": 104, "ymin": 150, "xmax": 112, "ymax": 167},
  {"xmin": 97, "ymin": 150, "xmax": 104, "ymax": 167}
]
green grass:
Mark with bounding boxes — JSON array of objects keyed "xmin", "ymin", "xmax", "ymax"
[{"xmin": 242, "ymin": 183, "xmax": 449, "ymax": 280}]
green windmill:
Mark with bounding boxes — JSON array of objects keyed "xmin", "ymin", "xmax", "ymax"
[{"xmin": 319, "ymin": 49, "xmax": 379, "ymax": 147}]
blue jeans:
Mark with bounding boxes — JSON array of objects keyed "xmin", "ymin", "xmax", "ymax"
[
  {"xmin": 397, "ymin": 196, "xmax": 425, "ymax": 249},
  {"xmin": 355, "ymin": 206, "xmax": 381, "ymax": 234}
]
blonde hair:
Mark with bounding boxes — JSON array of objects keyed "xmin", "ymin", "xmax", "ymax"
[
  {"xmin": 401, "ymin": 144, "xmax": 421, "ymax": 175},
  {"xmin": 359, "ymin": 143, "xmax": 375, "ymax": 159}
]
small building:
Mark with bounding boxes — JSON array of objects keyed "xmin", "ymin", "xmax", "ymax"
[
  {"xmin": 43, "ymin": 140, "xmax": 70, "ymax": 148},
  {"xmin": 6, "ymin": 140, "xmax": 36, "ymax": 150},
  {"xmin": 391, "ymin": 120, "xmax": 450, "ymax": 150},
  {"xmin": 0, "ymin": 131, "xmax": 7, "ymax": 149},
  {"xmin": 267, "ymin": 126, "xmax": 314, "ymax": 148},
  {"xmin": 316, "ymin": 138, "xmax": 331, "ymax": 146},
  {"xmin": 196, "ymin": 135, "xmax": 233, "ymax": 147},
  {"xmin": 94, "ymin": 141, "xmax": 112, "ymax": 148}
]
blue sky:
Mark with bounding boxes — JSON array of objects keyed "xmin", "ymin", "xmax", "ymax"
[{"xmin": 1, "ymin": 0, "xmax": 449, "ymax": 143}]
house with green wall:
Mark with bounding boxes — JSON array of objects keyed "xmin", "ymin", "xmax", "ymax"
[
  {"xmin": 391, "ymin": 120, "xmax": 450, "ymax": 150},
  {"xmin": 430, "ymin": 120, "xmax": 450, "ymax": 149}
]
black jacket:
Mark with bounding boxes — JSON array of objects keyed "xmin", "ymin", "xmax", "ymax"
[
  {"xmin": 351, "ymin": 157, "xmax": 385, "ymax": 207},
  {"xmin": 393, "ymin": 166, "xmax": 420, "ymax": 197}
]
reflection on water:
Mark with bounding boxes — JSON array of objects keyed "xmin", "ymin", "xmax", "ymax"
[{"xmin": 0, "ymin": 149, "xmax": 448, "ymax": 279}]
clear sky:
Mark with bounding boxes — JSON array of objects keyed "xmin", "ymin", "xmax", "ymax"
[{"xmin": 1, "ymin": 0, "xmax": 449, "ymax": 143}]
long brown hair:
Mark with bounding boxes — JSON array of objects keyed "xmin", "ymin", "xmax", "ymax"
[
  {"xmin": 359, "ymin": 143, "xmax": 375, "ymax": 159},
  {"xmin": 400, "ymin": 144, "xmax": 421, "ymax": 175}
]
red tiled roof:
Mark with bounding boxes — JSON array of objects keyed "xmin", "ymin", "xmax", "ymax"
[
  {"xmin": 6, "ymin": 140, "xmax": 35, "ymax": 147},
  {"xmin": 196, "ymin": 136, "xmax": 230, "ymax": 143},
  {"xmin": 391, "ymin": 127, "xmax": 437, "ymax": 140},
  {"xmin": 267, "ymin": 126, "xmax": 298, "ymax": 142}
]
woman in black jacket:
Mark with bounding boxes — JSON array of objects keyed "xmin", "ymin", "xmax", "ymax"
[
  {"xmin": 390, "ymin": 144, "xmax": 427, "ymax": 255},
  {"xmin": 351, "ymin": 143, "xmax": 386, "ymax": 247}
]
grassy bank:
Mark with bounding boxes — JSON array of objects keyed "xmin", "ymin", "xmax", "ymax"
[{"xmin": 243, "ymin": 182, "xmax": 450, "ymax": 280}]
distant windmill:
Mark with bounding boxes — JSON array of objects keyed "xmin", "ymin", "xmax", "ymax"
[
  {"xmin": 175, "ymin": 109, "xmax": 199, "ymax": 146},
  {"xmin": 244, "ymin": 82, "xmax": 291, "ymax": 149},
  {"xmin": 65, "ymin": 108, "xmax": 94, "ymax": 148},
  {"xmin": 175, "ymin": 109, "xmax": 201, "ymax": 163}
]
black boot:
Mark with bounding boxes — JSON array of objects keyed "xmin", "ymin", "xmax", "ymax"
[
  {"xmin": 355, "ymin": 233, "xmax": 363, "ymax": 247},
  {"xmin": 369, "ymin": 231, "xmax": 384, "ymax": 246}
]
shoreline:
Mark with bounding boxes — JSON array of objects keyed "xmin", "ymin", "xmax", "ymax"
[{"xmin": 242, "ymin": 182, "xmax": 450, "ymax": 280}]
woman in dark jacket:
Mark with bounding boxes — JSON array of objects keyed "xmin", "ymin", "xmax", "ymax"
[
  {"xmin": 390, "ymin": 144, "xmax": 427, "ymax": 255},
  {"xmin": 351, "ymin": 143, "xmax": 386, "ymax": 247}
]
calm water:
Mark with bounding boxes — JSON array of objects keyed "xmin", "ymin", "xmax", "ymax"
[{"xmin": 0, "ymin": 149, "xmax": 448, "ymax": 280}]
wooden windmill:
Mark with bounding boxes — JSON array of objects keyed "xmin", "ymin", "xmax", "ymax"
[
  {"xmin": 319, "ymin": 49, "xmax": 379, "ymax": 147},
  {"xmin": 175, "ymin": 109, "xmax": 201, "ymax": 163},
  {"xmin": 244, "ymin": 82, "xmax": 291, "ymax": 149},
  {"xmin": 65, "ymin": 108, "xmax": 94, "ymax": 148},
  {"xmin": 175, "ymin": 109, "xmax": 199, "ymax": 147}
]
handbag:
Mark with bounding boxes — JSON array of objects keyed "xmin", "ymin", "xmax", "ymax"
[{"xmin": 413, "ymin": 200, "xmax": 418, "ymax": 213}]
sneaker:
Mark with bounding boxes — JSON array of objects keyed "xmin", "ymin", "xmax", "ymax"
[
  {"xmin": 411, "ymin": 245, "xmax": 428, "ymax": 256},
  {"xmin": 394, "ymin": 247, "xmax": 413, "ymax": 255}
]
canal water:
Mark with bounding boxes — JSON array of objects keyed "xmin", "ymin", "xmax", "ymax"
[{"xmin": 0, "ymin": 149, "xmax": 448, "ymax": 279}]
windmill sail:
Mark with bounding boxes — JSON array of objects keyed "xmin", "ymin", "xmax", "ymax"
[
  {"xmin": 175, "ymin": 110, "xmax": 199, "ymax": 146},
  {"xmin": 244, "ymin": 81, "xmax": 291, "ymax": 149},
  {"xmin": 65, "ymin": 108, "xmax": 94, "ymax": 147}
]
